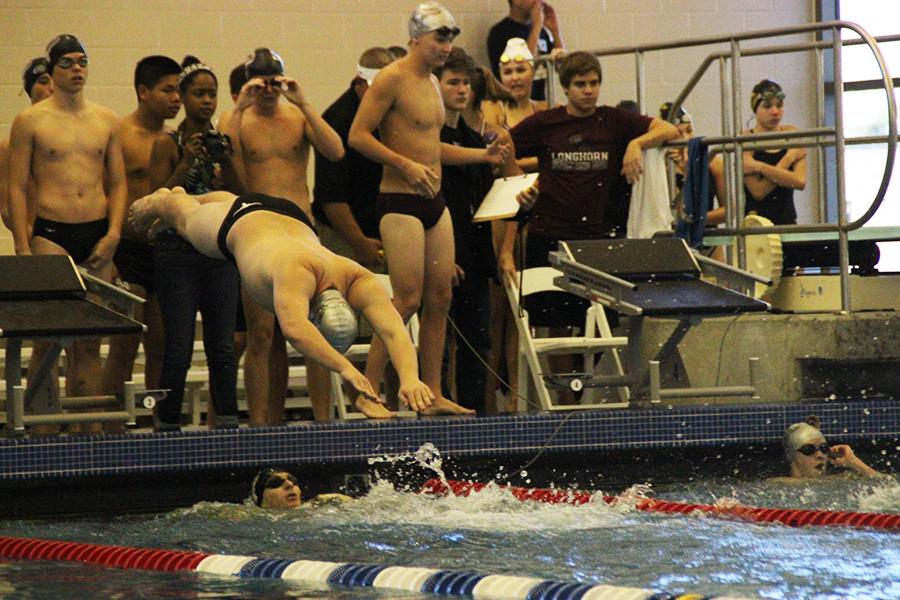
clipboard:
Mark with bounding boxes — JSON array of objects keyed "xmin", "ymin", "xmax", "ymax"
[{"xmin": 472, "ymin": 173, "xmax": 538, "ymax": 222}]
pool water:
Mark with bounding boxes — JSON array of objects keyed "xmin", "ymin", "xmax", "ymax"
[{"xmin": 1, "ymin": 463, "xmax": 898, "ymax": 599}]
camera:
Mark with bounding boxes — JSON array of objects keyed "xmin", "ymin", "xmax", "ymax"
[{"xmin": 203, "ymin": 130, "xmax": 230, "ymax": 162}]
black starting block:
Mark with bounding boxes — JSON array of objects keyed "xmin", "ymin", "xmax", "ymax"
[
  {"xmin": 550, "ymin": 238, "xmax": 768, "ymax": 403},
  {"xmin": 0, "ymin": 256, "xmax": 145, "ymax": 433}
]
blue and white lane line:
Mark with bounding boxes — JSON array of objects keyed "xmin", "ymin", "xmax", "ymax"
[{"xmin": 196, "ymin": 555, "xmax": 751, "ymax": 600}]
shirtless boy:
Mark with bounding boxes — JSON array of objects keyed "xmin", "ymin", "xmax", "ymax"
[
  {"xmin": 221, "ymin": 48, "xmax": 344, "ymax": 425},
  {"xmin": 349, "ymin": 2, "xmax": 506, "ymax": 417},
  {"xmin": 1, "ymin": 57, "xmax": 53, "ymax": 232},
  {"xmin": 8, "ymin": 35, "xmax": 127, "ymax": 426},
  {"xmin": 102, "ymin": 56, "xmax": 182, "ymax": 401},
  {"xmin": 129, "ymin": 188, "xmax": 434, "ymax": 414}
]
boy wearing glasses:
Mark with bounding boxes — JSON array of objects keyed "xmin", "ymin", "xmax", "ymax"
[{"xmin": 7, "ymin": 34, "xmax": 127, "ymax": 431}]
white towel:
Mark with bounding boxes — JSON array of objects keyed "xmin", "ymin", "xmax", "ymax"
[{"xmin": 626, "ymin": 147, "xmax": 672, "ymax": 239}]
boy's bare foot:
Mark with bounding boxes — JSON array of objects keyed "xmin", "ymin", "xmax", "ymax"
[
  {"xmin": 419, "ymin": 396, "xmax": 476, "ymax": 416},
  {"xmin": 355, "ymin": 396, "xmax": 395, "ymax": 419}
]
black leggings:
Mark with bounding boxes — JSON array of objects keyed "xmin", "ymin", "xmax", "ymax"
[{"xmin": 154, "ymin": 232, "xmax": 239, "ymax": 426}]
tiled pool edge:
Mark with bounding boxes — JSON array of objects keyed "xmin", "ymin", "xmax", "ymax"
[{"xmin": 1, "ymin": 400, "xmax": 897, "ymax": 481}]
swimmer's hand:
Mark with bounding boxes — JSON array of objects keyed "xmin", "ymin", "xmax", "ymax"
[
  {"xmin": 400, "ymin": 159, "xmax": 440, "ymax": 198},
  {"xmin": 277, "ymin": 76, "xmax": 307, "ymax": 107},
  {"xmin": 484, "ymin": 137, "xmax": 510, "ymax": 167},
  {"xmin": 235, "ymin": 78, "xmax": 266, "ymax": 110},
  {"xmin": 516, "ymin": 182, "xmax": 539, "ymax": 211},
  {"xmin": 399, "ymin": 380, "xmax": 434, "ymax": 412},
  {"xmin": 621, "ymin": 139, "xmax": 644, "ymax": 184},
  {"xmin": 84, "ymin": 233, "xmax": 120, "ymax": 271},
  {"xmin": 341, "ymin": 365, "xmax": 378, "ymax": 401},
  {"xmin": 311, "ymin": 493, "xmax": 353, "ymax": 507}
]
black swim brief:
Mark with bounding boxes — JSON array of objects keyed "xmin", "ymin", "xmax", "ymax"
[
  {"xmin": 376, "ymin": 192, "xmax": 446, "ymax": 230},
  {"xmin": 216, "ymin": 193, "xmax": 315, "ymax": 264},
  {"xmin": 32, "ymin": 216, "xmax": 109, "ymax": 265},
  {"xmin": 113, "ymin": 238, "xmax": 155, "ymax": 293}
]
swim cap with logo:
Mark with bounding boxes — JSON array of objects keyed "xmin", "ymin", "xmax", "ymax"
[
  {"xmin": 46, "ymin": 34, "xmax": 88, "ymax": 73},
  {"xmin": 244, "ymin": 48, "xmax": 285, "ymax": 78},
  {"xmin": 750, "ymin": 79, "xmax": 785, "ymax": 113},
  {"xmin": 22, "ymin": 57, "xmax": 49, "ymax": 96},
  {"xmin": 309, "ymin": 289, "xmax": 358, "ymax": 354},
  {"xmin": 408, "ymin": 2, "xmax": 459, "ymax": 40}
]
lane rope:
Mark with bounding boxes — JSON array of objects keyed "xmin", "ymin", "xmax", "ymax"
[
  {"xmin": 421, "ymin": 479, "xmax": 900, "ymax": 531},
  {"xmin": 0, "ymin": 535, "xmax": 749, "ymax": 599}
]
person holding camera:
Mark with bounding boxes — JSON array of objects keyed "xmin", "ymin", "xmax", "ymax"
[{"xmin": 147, "ymin": 56, "xmax": 245, "ymax": 431}]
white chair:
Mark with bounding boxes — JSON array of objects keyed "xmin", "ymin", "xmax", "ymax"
[
  {"xmin": 330, "ymin": 274, "xmax": 419, "ymax": 420},
  {"xmin": 505, "ymin": 267, "xmax": 630, "ymax": 412}
]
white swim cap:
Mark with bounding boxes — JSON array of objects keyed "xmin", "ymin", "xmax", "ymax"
[
  {"xmin": 309, "ymin": 289, "xmax": 358, "ymax": 354},
  {"xmin": 499, "ymin": 37, "xmax": 534, "ymax": 65},
  {"xmin": 409, "ymin": 2, "xmax": 459, "ymax": 40},
  {"xmin": 783, "ymin": 416, "xmax": 826, "ymax": 459}
]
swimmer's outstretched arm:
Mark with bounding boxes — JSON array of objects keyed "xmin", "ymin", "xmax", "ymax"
[
  {"xmin": 346, "ymin": 273, "xmax": 434, "ymax": 411},
  {"xmin": 274, "ymin": 269, "xmax": 378, "ymax": 401}
]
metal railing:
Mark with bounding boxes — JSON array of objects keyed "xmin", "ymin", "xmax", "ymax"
[{"xmin": 536, "ymin": 21, "xmax": 897, "ymax": 311}]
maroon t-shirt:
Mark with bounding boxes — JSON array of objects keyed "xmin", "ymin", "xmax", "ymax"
[{"xmin": 511, "ymin": 105, "xmax": 652, "ymax": 238}]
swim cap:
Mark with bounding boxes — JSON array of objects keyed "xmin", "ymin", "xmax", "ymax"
[
  {"xmin": 46, "ymin": 34, "xmax": 87, "ymax": 73},
  {"xmin": 244, "ymin": 48, "xmax": 285, "ymax": 78},
  {"xmin": 408, "ymin": 2, "xmax": 459, "ymax": 40},
  {"xmin": 250, "ymin": 468, "xmax": 299, "ymax": 507},
  {"xmin": 750, "ymin": 79, "xmax": 785, "ymax": 113},
  {"xmin": 499, "ymin": 37, "xmax": 533, "ymax": 65},
  {"xmin": 22, "ymin": 57, "xmax": 49, "ymax": 96},
  {"xmin": 309, "ymin": 289, "xmax": 358, "ymax": 354},
  {"xmin": 782, "ymin": 415, "xmax": 825, "ymax": 459},
  {"xmin": 659, "ymin": 101, "xmax": 692, "ymax": 126}
]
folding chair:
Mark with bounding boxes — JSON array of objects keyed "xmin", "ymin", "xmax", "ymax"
[{"xmin": 505, "ymin": 266, "xmax": 631, "ymax": 412}]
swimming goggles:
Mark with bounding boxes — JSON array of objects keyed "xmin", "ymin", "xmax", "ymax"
[
  {"xmin": 434, "ymin": 26, "xmax": 461, "ymax": 39},
  {"xmin": 265, "ymin": 473, "xmax": 299, "ymax": 489},
  {"xmin": 796, "ymin": 442, "xmax": 829, "ymax": 457},
  {"xmin": 56, "ymin": 56, "xmax": 89, "ymax": 69},
  {"xmin": 500, "ymin": 53, "xmax": 532, "ymax": 64}
]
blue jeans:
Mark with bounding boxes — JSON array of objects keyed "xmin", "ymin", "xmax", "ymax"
[{"xmin": 154, "ymin": 232, "xmax": 239, "ymax": 426}]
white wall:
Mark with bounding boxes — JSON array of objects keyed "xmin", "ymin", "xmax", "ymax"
[{"xmin": 0, "ymin": 0, "xmax": 816, "ymax": 253}]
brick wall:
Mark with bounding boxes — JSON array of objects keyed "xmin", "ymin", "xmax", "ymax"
[{"xmin": 0, "ymin": 0, "xmax": 815, "ymax": 251}]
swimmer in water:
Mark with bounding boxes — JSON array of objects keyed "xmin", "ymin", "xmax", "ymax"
[
  {"xmin": 250, "ymin": 468, "xmax": 352, "ymax": 509},
  {"xmin": 770, "ymin": 415, "xmax": 888, "ymax": 482}
]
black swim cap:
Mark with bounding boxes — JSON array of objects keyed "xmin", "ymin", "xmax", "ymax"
[
  {"xmin": 46, "ymin": 34, "xmax": 88, "ymax": 73},
  {"xmin": 23, "ymin": 57, "xmax": 49, "ymax": 96},
  {"xmin": 244, "ymin": 48, "xmax": 284, "ymax": 78}
]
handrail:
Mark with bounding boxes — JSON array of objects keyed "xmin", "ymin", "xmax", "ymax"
[{"xmin": 534, "ymin": 21, "xmax": 896, "ymax": 311}]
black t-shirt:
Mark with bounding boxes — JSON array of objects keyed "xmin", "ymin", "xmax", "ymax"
[
  {"xmin": 511, "ymin": 105, "xmax": 652, "ymax": 239},
  {"xmin": 440, "ymin": 120, "xmax": 497, "ymax": 278},
  {"xmin": 743, "ymin": 149, "xmax": 797, "ymax": 225},
  {"xmin": 313, "ymin": 86, "xmax": 383, "ymax": 239},
  {"xmin": 486, "ymin": 17, "xmax": 555, "ymax": 102}
]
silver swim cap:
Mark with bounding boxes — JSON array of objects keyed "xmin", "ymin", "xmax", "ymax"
[
  {"xmin": 409, "ymin": 2, "xmax": 459, "ymax": 40},
  {"xmin": 309, "ymin": 289, "xmax": 358, "ymax": 354},
  {"xmin": 782, "ymin": 416, "xmax": 825, "ymax": 460}
]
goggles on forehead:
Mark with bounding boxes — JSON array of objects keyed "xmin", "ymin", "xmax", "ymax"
[
  {"xmin": 751, "ymin": 89, "xmax": 785, "ymax": 111},
  {"xmin": 500, "ymin": 53, "xmax": 531, "ymax": 65},
  {"xmin": 56, "ymin": 56, "xmax": 89, "ymax": 69}
]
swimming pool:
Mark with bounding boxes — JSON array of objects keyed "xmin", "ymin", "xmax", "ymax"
[{"xmin": 1, "ymin": 460, "xmax": 897, "ymax": 599}]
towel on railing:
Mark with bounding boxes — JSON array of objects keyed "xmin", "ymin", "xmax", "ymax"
[
  {"xmin": 675, "ymin": 137, "xmax": 709, "ymax": 248},
  {"xmin": 626, "ymin": 147, "xmax": 671, "ymax": 238}
]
